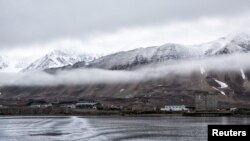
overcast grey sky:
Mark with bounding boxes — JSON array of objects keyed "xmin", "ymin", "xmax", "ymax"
[{"xmin": 1, "ymin": 0, "xmax": 250, "ymax": 58}]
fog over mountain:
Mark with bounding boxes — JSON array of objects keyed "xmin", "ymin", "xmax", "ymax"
[
  {"xmin": 0, "ymin": 33, "xmax": 249, "ymax": 86},
  {"xmin": 0, "ymin": 53, "xmax": 249, "ymax": 86}
]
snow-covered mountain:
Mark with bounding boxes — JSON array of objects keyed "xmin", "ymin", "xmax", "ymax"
[
  {"xmin": 198, "ymin": 33, "xmax": 250, "ymax": 55},
  {"xmin": 1, "ymin": 33, "xmax": 250, "ymax": 72},
  {"xmin": 87, "ymin": 33, "xmax": 250, "ymax": 70},
  {"xmin": 23, "ymin": 49, "xmax": 99, "ymax": 72},
  {"xmin": 88, "ymin": 43, "xmax": 196, "ymax": 70}
]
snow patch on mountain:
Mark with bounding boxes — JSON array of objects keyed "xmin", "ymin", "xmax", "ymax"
[
  {"xmin": 214, "ymin": 79, "xmax": 228, "ymax": 88},
  {"xmin": 240, "ymin": 69, "xmax": 246, "ymax": 80},
  {"xmin": 120, "ymin": 89, "xmax": 125, "ymax": 92},
  {"xmin": 212, "ymin": 87, "xmax": 226, "ymax": 95},
  {"xmin": 200, "ymin": 66, "xmax": 206, "ymax": 75}
]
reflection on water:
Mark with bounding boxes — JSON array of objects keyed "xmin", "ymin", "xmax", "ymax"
[{"xmin": 0, "ymin": 115, "xmax": 249, "ymax": 141}]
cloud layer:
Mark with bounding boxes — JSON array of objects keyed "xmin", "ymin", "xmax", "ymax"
[
  {"xmin": 1, "ymin": 0, "xmax": 250, "ymax": 47},
  {"xmin": 0, "ymin": 53, "xmax": 249, "ymax": 86},
  {"xmin": 2, "ymin": 13, "xmax": 250, "ymax": 64}
]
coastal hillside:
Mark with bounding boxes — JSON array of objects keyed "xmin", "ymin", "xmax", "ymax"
[{"xmin": 1, "ymin": 69, "xmax": 250, "ymax": 108}]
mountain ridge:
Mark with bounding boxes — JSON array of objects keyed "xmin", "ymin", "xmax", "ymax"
[
  {"xmin": 69, "ymin": 33, "xmax": 250, "ymax": 70},
  {"xmin": 1, "ymin": 33, "xmax": 250, "ymax": 72}
]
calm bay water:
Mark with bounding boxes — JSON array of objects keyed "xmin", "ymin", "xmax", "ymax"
[{"xmin": 0, "ymin": 115, "xmax": 249, "ymax": 141}]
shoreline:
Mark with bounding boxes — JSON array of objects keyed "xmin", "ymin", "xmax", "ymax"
[
  {"xmin": 1, "ymin": 107, "xmax": 250, "ymax": 117},
  {"xmin": 1, "ymin": 113, "xmax": 250, "ymax": 118}
]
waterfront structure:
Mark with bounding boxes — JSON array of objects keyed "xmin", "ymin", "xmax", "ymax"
[
  {"xmin": 76, "ymin": 101, "xmax": 101, "ymax": 109},
  {"xmin": 27, "ymin": 100, "xmax": 52, "ymax": 108},
  {"xmin": 29, "ymin": 103, "xmax": 52, "ymax": 108},
  {"xmin": 195, "ymin": 93, "xmax": 218, "ymax": 111},
  {"xmin": 163, "ymin": 105, "xmax": 188, "ymax": 112},
  {"xmin": 59, "ymin": 101, "xmax": 77, "ymax": 108},
  {"xmin": 60, "ymin": 104, "xmax": 76, "ymax": 108}
]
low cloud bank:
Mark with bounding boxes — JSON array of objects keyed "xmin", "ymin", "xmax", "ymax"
[{"xmin": 0, "ymin": 53, "xmax": 249, "ymax": 86}]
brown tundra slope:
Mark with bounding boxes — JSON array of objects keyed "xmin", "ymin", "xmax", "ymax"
[{"xmin": 0, "ymin": 70, "xmax": 249, "ymax": 108}]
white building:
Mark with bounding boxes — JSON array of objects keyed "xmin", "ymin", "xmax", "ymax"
[
  {"xmin": 163, "ymin": 105, "xmax": 188, "ymax": 112},
  {"xmin": 30, "ymin": 104, "xmax": 52, "ymax": 108}
]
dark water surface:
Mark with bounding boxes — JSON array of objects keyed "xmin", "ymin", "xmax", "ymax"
[{"xmin": 0, "ymin": 115, "xmax": 249, "ymax": 141}]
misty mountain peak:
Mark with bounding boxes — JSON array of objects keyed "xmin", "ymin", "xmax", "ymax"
[
  {"xmin": 22, "ymin": 49, "xmax": 99, "ymax": 72},
  {"xmin": 226, "ymin": 32, "xmax": 250, "ymax": 41},
  {"xmin": 200, "ymin": 33, "xmax": 250, "ymax": 56}
]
